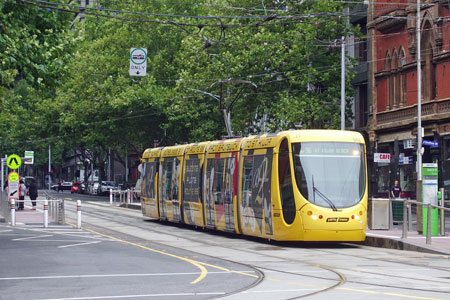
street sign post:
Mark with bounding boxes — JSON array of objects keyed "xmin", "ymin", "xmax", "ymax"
[
  {"xmin": 129, "ymin": 48, "xmax": 147, "ymax": 76},
  {"xmin": 6, "ymin": 154, "xmax": 21, "ymax": 170},
  {"xmin": 7, "ymin": 171, "xmax": 19, "ymax": 200},
  {"xmin": 422, "ymin": 140, "xmax": 439, "ymax": 147},
  {"xmin": 24, "ymin": 151, "xmax": 34, "ymax": 164},
  {"xmin": 422, "ymin": 163, "xmax": 438, "ymax": 236}
]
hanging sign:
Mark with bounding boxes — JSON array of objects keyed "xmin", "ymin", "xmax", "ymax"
[{"xmin": 374, "ymin": 153, "xmax": 390, "ymax": 163}]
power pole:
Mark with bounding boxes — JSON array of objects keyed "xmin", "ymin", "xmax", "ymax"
[
  {"xmin": 416, "ymin": 0, "xmax": 422, "ymax": 182},
  {"xmin": 48, "ymin": 144, "xmax": 51, "ymax": 190},
  {"xmin": 341, "ymin": 35, "xmax": 346, "ymax": 131}
]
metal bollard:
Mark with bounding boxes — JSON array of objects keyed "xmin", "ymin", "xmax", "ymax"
[
  {"xmin": 407, "ymin": 202, "xmax": 412, "ymax": 232},
  {"xmin": 110, "ymin": 188, "xmax": 113, "ymax": 205},
  {"xmin": 426, "ymin": 203, "xmax": 432, "ymax": 245},
  {"xmin": 440, "ymin": 187, "xmax": 445, "ymax": 236},
  {"xmin": 44, "ymin": 199, "xmax": 48, "ymax": 228},
  {"xmin": 77, "ymin": 200, "xmax": 81, "ymax": 229},
  {"xmin": 10, "ymin": 199, "xmax": 15, "ymax": 226},
  {"xmin": 402, "ymin": 200, "xmax": 408, "ymax": 239}
]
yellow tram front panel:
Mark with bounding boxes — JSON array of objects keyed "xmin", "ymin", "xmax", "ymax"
[
  {"xmin": 271, "ymin": 130, "xmax": 368, "ymax": 241},
  {"xmin": 141, "ymin": 147, "xmax": 163, "ymax": 219},
  {"xmin": 159, "ymin": 145, "xmax": 188, "ymax": 223},
  {"xmin": 182, "ymin": 142, "xmax": 209, "ymax": 227},
  {"xmin": 204, "ymin": 138, "xmax": 243, "ymax": 233}
]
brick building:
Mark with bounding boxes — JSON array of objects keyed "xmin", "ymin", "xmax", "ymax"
[{"xmin": 368, "ymin": 1, "xmax": 450, "ymax": 198}]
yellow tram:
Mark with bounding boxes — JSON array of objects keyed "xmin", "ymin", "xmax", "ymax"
[{"xmin": 140, "ymin": 130, "xmax": 368, "ymax": 242}]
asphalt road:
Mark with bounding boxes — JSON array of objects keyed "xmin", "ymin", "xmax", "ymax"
[{"xmin": 2, "ymin": 191, "xmax": 450, "ymax": 300}]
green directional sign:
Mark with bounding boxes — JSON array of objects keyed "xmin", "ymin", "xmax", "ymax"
[{"xmin": 7, "ymin": 154, "xmax": 21, "ymax": 170}]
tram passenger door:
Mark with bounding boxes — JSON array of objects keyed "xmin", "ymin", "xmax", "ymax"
[
  {"xmin": 172, "ymin": 158, "xmax": 181, "ymax": 223},
  {"xmin": 224, "ymin": 157, "xmax": 236, "ymax": 231},
  {"xmin": 205, "ymin": 160, "xmax": 215, "ymax": 228}
]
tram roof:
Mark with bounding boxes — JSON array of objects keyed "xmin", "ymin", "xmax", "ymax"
[
  {"xmin": 185, "ymin": 142, "xmax": 209, "ymax": 155},
  {"xmin": 160, "ymin": 144, "xmax": 189, "ymax": 157},
  {"xmin": 142, "ymin": 147, "xmax": 163, "ymax": 159},
  {"xmin": 284, "ymin": 129, "xmax": 365, "ymax": 144},
  {"xmin": 207, "ymin": 138, "xmax": 244, "ymax": 153}
]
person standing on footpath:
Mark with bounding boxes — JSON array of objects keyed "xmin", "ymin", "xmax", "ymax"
[
  {"xmin": 28, "ymin": 178, "xmax": 38, "ymax": 210},
  {"xmin": 391, "ymin": 180, "xmax": 402, "ymax": 199},
  {"xmin": 18, "ymin": 180, "xmax": 27, "ymax": 210}
]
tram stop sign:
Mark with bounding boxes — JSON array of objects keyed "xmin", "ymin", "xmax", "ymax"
[
  {"xmin": 8, "ymin": 171, "xmax": 19, "ymax": 199},
  {"xmin": 6, "ymin": 154, "xmax": 21, "ymax": 170}
]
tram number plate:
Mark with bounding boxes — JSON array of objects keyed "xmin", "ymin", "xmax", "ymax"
[{"xmin": 327, "ymin": 218, "xmax": 349, "ymax": 222}]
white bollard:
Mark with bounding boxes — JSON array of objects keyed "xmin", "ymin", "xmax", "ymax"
[
  {"xmin": 10, "ymin": 199, "xmax": 16, "ymax": 227},
  {"xmin": 44, "ymin": 199, "xmax": 48, "ymax": 228},
  {"xmin": 127, "ymin": 189, "xmax": 131, "ymax": 204},
  {"xmin": 110, "ymin": 188, "xmax": 113, "ymax": 205},
  {"xmin": 77, "ymin": 200, "xmax": 81, "ymax": 229}
]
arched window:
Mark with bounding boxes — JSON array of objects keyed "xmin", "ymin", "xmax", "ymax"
[
  {"xmin": 421, "ymin": 19, "xmax": 436, "ymax": 101},
  {"xmin": 398, "ymin": 48, "xmax": 407, "ymax": 107},
  {"xmin": 391, "ymin": 49, "xmax": 398, "ymax": 108},
  {"xmin": 385, "ymin": 51, "xmax": 391, "ymax": 110}
]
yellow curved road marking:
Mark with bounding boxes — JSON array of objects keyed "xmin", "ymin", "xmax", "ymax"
[{"xmin": 69, "ymin": 224, "xmax": 207, "ymax": 284}]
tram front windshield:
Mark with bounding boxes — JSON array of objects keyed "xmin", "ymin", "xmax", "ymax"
[{"xmin": 292, "ymin": 142, "xmax": 366, "ymax": 209}]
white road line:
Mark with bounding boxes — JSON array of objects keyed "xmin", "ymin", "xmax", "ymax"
[
  {"xmin": 58, "ymin": 241, "xmax": 101, "ymax": 248},
  {"xmin": 0, "ymin": 271, "xmax": 255, "ymax": 281},
  {"xmin": 37, "ymin": 292, "xmax": 225, "ymax": 300},
  {"xmin": 13, "ymin": 234, "xmax": 53, "ymax": 241},
  {"xmin": 0, "ymin": 229, "xmax": 13, "ymax": 233}
]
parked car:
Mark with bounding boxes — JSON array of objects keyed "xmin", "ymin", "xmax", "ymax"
[
  {"xmin": 119, "ymin": 182, "xmax": 136, "ymax": 190},
  {"xmin": 71, "ymin": 181, "xmax": 85, "ymax": 194},
  {"xmin": 98, "ymin": 181, "xmax": 116, "ymax": 195},
  {"xmin": 51, "ymin": 181, "xmax": 72, "ymax": 192},
  {"xmin": 87, "ymin": 182, "xmax": 100, "ymax": 195}
]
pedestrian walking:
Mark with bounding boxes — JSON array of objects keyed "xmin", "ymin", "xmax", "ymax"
[
  {"xmin": 28, "ymin": 178, "xmax": 38, "ymax": 210},
  {"xmin": 19, "ymin": 180, "xmax": 27, "ymax": 210}
]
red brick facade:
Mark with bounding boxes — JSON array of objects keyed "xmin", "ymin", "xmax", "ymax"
[{"xmin": 368, "ymin": 1, "xmax": 450, "ymax": 198}]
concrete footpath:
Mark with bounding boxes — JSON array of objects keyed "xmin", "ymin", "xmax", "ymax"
[
  {"xmin": 365, "ymin": 228, "xmax": 450, "ymax": 255},
  {"xmin": 2, "ymin": 199, "xmax": 450, "ymax": 255}
]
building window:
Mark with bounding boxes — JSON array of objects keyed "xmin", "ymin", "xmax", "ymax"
[{"xmin": 384, "ymin": 51, "xmax": 391, "ymax": 110}]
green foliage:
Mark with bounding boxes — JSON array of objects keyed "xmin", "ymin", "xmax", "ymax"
[{"xmin": 0, "ymin": 0, "xmax": 364, "ymax": 176}]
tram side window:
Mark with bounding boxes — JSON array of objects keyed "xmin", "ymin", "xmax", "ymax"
[
  {"xmin": 213, "ymin": 158, "xmax": 225, "ymax": 205},
  {"xmin": 171, "ymin": 158, "xmax": 180, "ymax": 200},
  {"xmin": 184, "ymin": 158, "xmax": 201, "ymax": 202},
  {"xmin": 224, "ymin": 157, "xmax": 236, "ymax": 204},
  {"xmin": 143, "ymin": 162, "xmax": 156, "ymax": 199},
  {"xmin": 278, "ymin": 139, "xmax": 296, "ymax": 225},
  {"xmin": 242, "ymin": 156, "xmax": 253, "ymax": 207},
  {"xmin": 162, "ymin": 159, "xmax": 173, "ymax": 201}
]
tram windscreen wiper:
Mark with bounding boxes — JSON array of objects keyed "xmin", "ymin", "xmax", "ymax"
[{"xmin": 312, "ymin": 177, "xmax": 338, "ymax": 211}]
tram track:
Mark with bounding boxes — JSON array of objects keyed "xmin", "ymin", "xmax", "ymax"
[
  {"xmin": 63, "ymin": 201, "xmax": 347, "ymax": 299},
  {"xmin": 63, "ymin": 200, "xmax": 450, "ymax": 299}
]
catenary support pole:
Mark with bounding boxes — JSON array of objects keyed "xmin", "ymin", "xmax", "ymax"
[
  {"xmin": 341, "ymin": 35, "xmax": 345, "ymax": 130},
  {"xmin": 48, "ymin": 144, "xmax": 52, "ymax": 190}
]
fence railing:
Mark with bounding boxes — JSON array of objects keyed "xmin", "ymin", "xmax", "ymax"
[
  {"xmin": 43, "ymin": 191, "xmax": 65, "ymax": 225},
  {"xmin": 371, "ymin": 193, "xmax": 450, "ymax": 245},
  {"xmin": 109, "ymin": 189, "xmax": 140, "ymax": 207},
  {"xmin": 0, "ymin": 191, "xmax": 65, "ymax": 226}
]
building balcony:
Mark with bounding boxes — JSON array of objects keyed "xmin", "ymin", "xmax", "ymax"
[{"xmin": 375, "ymin": 98, "xmax": 450, "ymax": 130}]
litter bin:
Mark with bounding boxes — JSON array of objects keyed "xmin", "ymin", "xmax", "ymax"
[
  {"xmin": 368, "ymin": 198, "xmax": 389, "ymax": 230},
  {"xmin": 391, "ymin": 198, "xmax": 404, "ymax": 222}
]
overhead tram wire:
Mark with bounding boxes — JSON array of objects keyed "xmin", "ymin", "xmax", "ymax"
[{"xmin": 22, "ymin": 0, "xmax": 343, "ymax": 27}]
